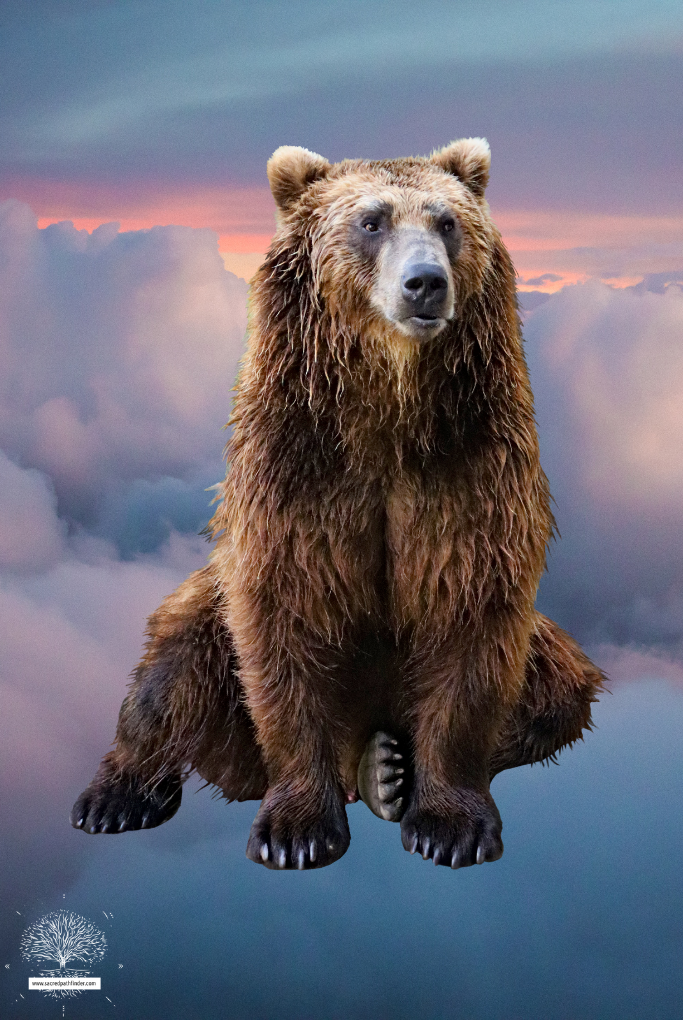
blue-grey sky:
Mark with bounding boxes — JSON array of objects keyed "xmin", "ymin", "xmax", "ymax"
[{"xmin": 1, "ymin": 0, "xmax": 682, "ymax": 217}]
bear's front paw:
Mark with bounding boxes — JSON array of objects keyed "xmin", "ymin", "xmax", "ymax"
[
  {"xmin": 70, "ymin": 768, "xmax": 182, "ymax": 834},
  {"xmin": 246, "ymin": 786, "xmax": 350, "ymax": 870},
  {"xmin": 400, "ymin": 789, "xmax": 503, "ymax": 868}
]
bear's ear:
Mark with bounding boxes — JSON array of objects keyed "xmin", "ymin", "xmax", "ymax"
[
  {"xmin": 267, "ymin": 146, "xmax": 331, "ymax": 212},
  {"xmin": 430, "ymin": 137, "xmax": 491, "ymax": 198}
]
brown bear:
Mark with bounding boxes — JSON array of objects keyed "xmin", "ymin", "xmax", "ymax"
[{"xmin": 71, "ymin": 138, "xmax": 604, "ymax": 870}]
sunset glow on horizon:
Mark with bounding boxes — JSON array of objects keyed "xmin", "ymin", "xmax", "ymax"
[{"xmin": 17, "ymin": 190, "xmax": 681, "ymax": 290}]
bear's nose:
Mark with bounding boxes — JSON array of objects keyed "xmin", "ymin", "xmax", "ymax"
[{"xmin": 401, "ymin": 263, "xmax": 448, "ymax": 310}]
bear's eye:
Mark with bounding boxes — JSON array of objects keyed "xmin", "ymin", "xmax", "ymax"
[
  {"xmin": 441, "ymin": 218, "xmax": 456, "ymax": 233},
  {"xmin": 362, "ymin": 219, "xmax": 380, "ymax": 233}
]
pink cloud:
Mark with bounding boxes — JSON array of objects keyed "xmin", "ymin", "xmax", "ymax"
[
  {"xmin": 528, "ymin": 281, "xmax": 683, "ymax": 512},
  {"xmin": 0, "ymin": 531, "xmax": 207, "ymax": 902},
  {"xmin": 9, "ymin": 179, "xmax": 683, "ymax": 289},
  {"xmin": 0, "ymin": 202, "xmax": 249, "ymax": 520},
  {"xmin": 0, "ymin": 533, "xmax": 207, "ymax": 832},
  {"xmin": 2, "ymin": 176, "xmax": 276, "ymax": 253},
  {"xmin": 0, "ymin": 451, "xmax": 66, "ymax": 571},
  {"xmin": 0, "ymin": 196, "xmax": 681, "ymax": 912},
  {"xmin": 592, "ymin": 643, "xmax": 683, "ymax": 687},
  {"xmin": 0, "ymin": 204, "xmax": 682, "ymax": 842}
]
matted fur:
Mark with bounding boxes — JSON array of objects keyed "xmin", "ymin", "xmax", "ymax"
[{"xmin": 72, "ymin": 141, "xmax": 603, "ymax": 869}]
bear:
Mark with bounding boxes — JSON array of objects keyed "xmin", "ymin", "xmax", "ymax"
[{"xmin": 71, "ymin": 138, "xmax": 604, "ymax": 870}]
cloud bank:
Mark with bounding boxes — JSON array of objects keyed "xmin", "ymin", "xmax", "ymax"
[
  {"xmin": 526, "ymin": 279, "xmax": 683, "ymax": 675},
  {"xmin": 0, "ymin": 205, "xmax": 246, "ymax": 904},
  {"xmin": 2, "ymin": 1, "xmax": 682, "ymax": 223},
  {"xmin": 0, "ymin": 200, "xmax": 247, "ymax": 537}
]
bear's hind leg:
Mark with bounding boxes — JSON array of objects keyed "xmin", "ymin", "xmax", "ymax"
[
  {"xmin": 489, "ymin": 612, "xmax": 606, "ymax": 778},
  {"xmin": 71, "ymin": 564, "xmax": 266, "ymax": 834},
  {"xmin": 358, "ymin": 614, "xmax": 604, "ymax": 844}
]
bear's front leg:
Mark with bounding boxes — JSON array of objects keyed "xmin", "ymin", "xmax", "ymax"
[
  {"xmin": 400, "ymin": 621, "xmax": 527, "ymax": 868},
  {"xmin": 228, "ymin": 585, "xmax": 353, "ymax": 870},
  {"xmin": 247, "ymin": 775, "xmax": 350, "ymax": 871}
]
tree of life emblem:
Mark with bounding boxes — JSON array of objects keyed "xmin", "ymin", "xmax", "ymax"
[{"xmin": 20, "ymin": 912, "xmax": 107, "ymax": 1000}]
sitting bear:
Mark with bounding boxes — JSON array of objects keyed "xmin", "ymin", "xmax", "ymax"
[{"xmin": 71, "ymin": 138, "xmax": 604, "ymax": 870}]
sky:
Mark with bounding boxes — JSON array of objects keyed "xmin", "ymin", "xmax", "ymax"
[
  {"xmin": 2, "ymin": 0, "xmax": 683, "ymax": 280},
  {"xmin": 1, "ymin": 1, "xmax": 683, "ymax": 1019}
]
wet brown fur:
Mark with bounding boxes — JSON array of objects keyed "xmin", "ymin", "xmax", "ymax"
[{"xmin": 72, "ymin": 141, "xmax": 604, "ymax": 867}]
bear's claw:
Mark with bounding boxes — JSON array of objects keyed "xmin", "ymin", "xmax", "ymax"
[
  {"xmin": 400, "ymin": 793, "xmax": 503, "ymax": 868},
  {"xmin": 357, "ymin": 731, "xmax": 408, "ymax": 822},
  {"xmin": 70, "ymin": 770, "xmax": 182, "ymax": 834},
  {"xmin": 246, "ymin": 788, "xmax": 350, "ymax": 870}
]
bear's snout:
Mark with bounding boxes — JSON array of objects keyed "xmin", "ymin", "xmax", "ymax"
[
  {"xmin": 370, "ymin": 226, "xmax": 455, "ymax": 339},
  {"xmin": 400, "ymin": 262, "xmax": 450, "ymax": 323}
]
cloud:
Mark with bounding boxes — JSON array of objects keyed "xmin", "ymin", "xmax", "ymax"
[
  {"xmin": 528, "ymin": 280, "xmax": 683, "ymax": 512},
  {"xmin": 518, "ymin": 291, "xmax": 551, "ymax": 313},
  {"xmin": 0, "ymin": 530, "xmax": 207, "ymax": 906},
  {"xmin": 5, "ymin": 0, "xmax": 678, "ymax": 158},
  {"xmin": 523, "ymin": 274, "xmax": 563, "ymax": 286},
  {"xmin": 0, "ymin": 207, "xmax": 245, "ymax": 902},
  {"xmin": 0, "ymin": 207, "xmax": 242, "ymax": 903},
  {"xmin": 1, "ymin": 3, "xmax": 682, "ymax": 223},
  {"xmin": 592, "ymin": 644, "xmax": 683, "ymax": 687},
  {"xmin": 0, "ymin": 450, "xmax": 66, "ymax": 571},
  {"xmin": 0, "ymin": 209, "xmax": 681, "ymax": 666},
  {"xmin": 0, "ymin": 201, "xmax": 247, "ymax": 537},
  {"xmin": 525, "ymin": 279, "xmax": 683, "ymax": 655},
  {"xmin": 633, "ymin": 270, "xmax": 683, "ymax": 294}
]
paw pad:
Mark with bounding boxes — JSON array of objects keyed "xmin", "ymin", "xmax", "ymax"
[{"xmin": 357, "ymin": 731, "xmax": 408, "ymax": 822}]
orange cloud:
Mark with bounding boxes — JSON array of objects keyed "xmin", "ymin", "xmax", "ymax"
[
  {"xmin": 6, "ymin": 177, "xmax": 276, "ymax": 255},
  {"xmin": 494, "ymin": 209, "xmax": 683, "ymax": 290}
]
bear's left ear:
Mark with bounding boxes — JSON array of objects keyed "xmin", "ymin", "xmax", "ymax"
[
  {"xmin": 267, "ymin": 146, "xmax": 331, "ymax": 212},
  {"xmin": 430, "ymin": 137, "xmax": 491, "ymax": 198}
]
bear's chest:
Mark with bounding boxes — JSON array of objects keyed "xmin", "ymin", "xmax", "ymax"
[
  {"xmin": 381, "ymin": 465, "xmax": 475, "ymax": 627},
  {"xmin": 383, "ymin": 455, "xmax": 469, "ymax": 546}
]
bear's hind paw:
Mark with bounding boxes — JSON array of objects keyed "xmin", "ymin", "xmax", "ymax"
[
  {"xmin": 70, "ymin": 769, "xmax": 182, "ymax": 834},
  {"xmin": 357, "ymin": 730, "xmax": 408, "ymax": 822}
]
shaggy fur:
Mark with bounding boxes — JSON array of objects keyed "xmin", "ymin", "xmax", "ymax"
[{"xmin": 72, "ymin": 139, "xmax": 604, "ymax": 870}]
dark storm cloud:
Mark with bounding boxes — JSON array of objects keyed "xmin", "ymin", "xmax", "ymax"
[{"xmin": 1, "ymin": 0, "xmax": 682, "ymax": 214}]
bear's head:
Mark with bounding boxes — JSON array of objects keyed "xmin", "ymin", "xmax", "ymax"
[{"xmin": 266, "ymin": 139, "xmax": 497, "ymax": 351}]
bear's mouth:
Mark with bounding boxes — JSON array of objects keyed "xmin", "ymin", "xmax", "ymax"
[{"xmin": 404, "ymin": 315, "xmax": 448, "ymax": 335}]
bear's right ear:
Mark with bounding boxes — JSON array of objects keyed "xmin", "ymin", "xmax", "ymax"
[
  {"xmin": 267, "ymin": 146, "xmax": 331, "ymax": 212},
  {"xmin": 430, "ymin": 137, "xmax": 491, "ymax": 198}
]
